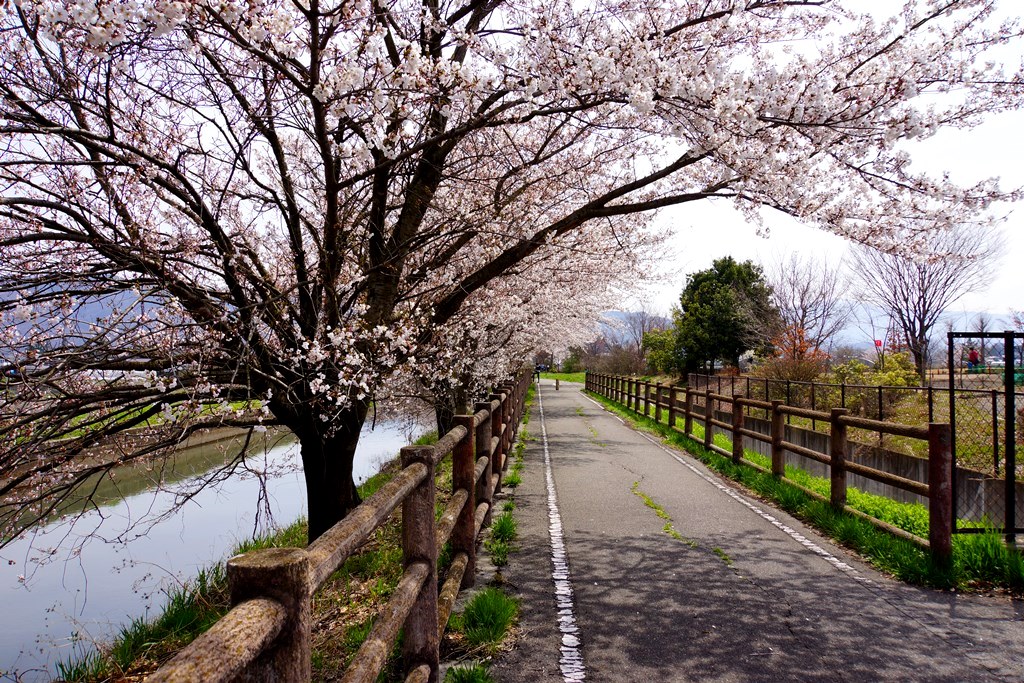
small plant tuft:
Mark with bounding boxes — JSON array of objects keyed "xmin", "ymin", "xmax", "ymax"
[
  {"xmin": 453, "ymin": 587, "xmax": 519, "ymax": 650},
  {"xmin": 484, "ymin": 538, "xmax": 511, "ymax": 566},
  {"xmin": 490, "ymin": 512, "xmax": 517, "ymax": 543},
  {"xmin": 445, "ymin": 663, "xmax": 494, "ymax": 683}
]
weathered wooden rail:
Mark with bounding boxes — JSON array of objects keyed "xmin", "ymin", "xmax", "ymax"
[
  {"xmin": 150, "ymin": 370, "xmax": 532, "ymax": 682},
  {"xmin": 586, "ymin": 372, "xmax": 953, "ymax": 565}
]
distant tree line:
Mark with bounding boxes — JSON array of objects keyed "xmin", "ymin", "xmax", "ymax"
[{"xmin": 574, "ymin": 222, "xmax": 1004, "ymax": 383}]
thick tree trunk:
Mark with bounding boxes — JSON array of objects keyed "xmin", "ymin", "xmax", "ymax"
[{"xmin": 294, "ymin": 403, "xmax": 369, "ymax": 543}]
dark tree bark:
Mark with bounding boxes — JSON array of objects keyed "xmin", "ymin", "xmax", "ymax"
[{"xmin": 293, "ymin": 405, "xmax": 368, "ymax": 542}]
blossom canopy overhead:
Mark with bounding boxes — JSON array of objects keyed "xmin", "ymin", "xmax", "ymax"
[{"xmin": 1, "ymin": 0, "xmax": 1021, "ymax": 540}]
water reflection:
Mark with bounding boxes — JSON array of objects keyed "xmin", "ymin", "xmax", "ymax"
[{"xmin": 0, "ymin": 421, "xmax": 421, "ymax": 679}]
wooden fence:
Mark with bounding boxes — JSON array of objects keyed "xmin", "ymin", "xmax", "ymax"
[
  {"xmin": 150, "ymin": 370, "xmax": 532, "ymax": 683},
  {"xmin": 586, "ymin": 372, "xmax": 953, "ymax": 565}
]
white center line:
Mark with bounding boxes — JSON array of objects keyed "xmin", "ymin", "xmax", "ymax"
[{"xmin": 538, "ymin": 384, "xmax": 587, "ymax": 682}]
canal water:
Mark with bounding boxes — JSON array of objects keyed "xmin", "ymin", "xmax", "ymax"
[{"xmin": 0, "ymin": 420, "xmax": 424, "ymax": 680}]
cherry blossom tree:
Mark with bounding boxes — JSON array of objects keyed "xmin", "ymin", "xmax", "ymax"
[
  {"xmin": 406, "ymin": 226, "xmax": 657, "ymax": 433},
  {"xmin": 2, "ymin": 0, "xmax": 1023, "ymax": 542}
]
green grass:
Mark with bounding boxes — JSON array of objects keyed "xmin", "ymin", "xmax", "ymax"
[
  {"xmin": 55, "ymin": 426, "xmax": 439, "ymax": 681},
  {"xmin": 631, "ymin": 481, "xmax": 699, "ymax": 548},
  {"xmin": 490, "ymin": 512, "xmax": 517, "ymax": 543},
  {"xmin": 56, "ymin": 563, "xmax": 235, "ymax": 680},
  {"xmin": 445, "ymin": 663, "xmax": 494, "ymax": 683},
  {"xmin": 449, "ymin": 587, "xmax": 519, "ymax": 651},
  {"xmin": 483, "ymin": 537, "xmax": 511, "ymax": 566},
  {"xmin": 587, "ymin": 389, "xmax": 1024, "ymax": 594},
  {"xmin": 502, "ymin": 471, "xmax": 522, "ymax": 488},
  {"xmin": 539, "ymin": 371, "xmax": 586, "ymax": 384},
  {"xmin": 56, "ymin": 391, "xmax": 532, "ymax": 681}
]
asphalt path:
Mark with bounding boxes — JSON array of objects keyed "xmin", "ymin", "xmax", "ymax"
[{"xmin": 489, "ymin": 380, "xmax": 1024, "ymax": 682}]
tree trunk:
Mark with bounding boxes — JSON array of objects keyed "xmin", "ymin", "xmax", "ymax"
[
  {"xmin": 434, "ymin": 383, "xmax": 470, "ymax": 436},
  {"xmin": 295, "ymin": 404, "xmax": 369, "ymax": 543},
  {"xmin": 910, "ymin": 337, "xmax": 929, "ymax": 381}
]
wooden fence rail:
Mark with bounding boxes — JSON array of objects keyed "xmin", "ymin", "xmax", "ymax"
[
  {"xmin": 585, "ymin": 372, "xmax": 953, "ymax": 565},
  {"xmin": 150, "ymin": 370, "xmax": 533, "ymax": 683}
]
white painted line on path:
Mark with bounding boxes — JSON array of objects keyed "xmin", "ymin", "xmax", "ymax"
[
  {"xmin": 538, "ymin": 384, "xmax": 587, "ymax": 682},
  {"xmin": 580, "ymin": 392, "xmax": 871, "ymax": 584}
]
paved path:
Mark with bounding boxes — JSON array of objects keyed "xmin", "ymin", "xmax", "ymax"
[{"xmin": 489, "ymin": 380, "xmax": 1024, "ymax": 682}]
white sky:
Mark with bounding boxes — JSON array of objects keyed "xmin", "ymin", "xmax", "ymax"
[{"xmin": 641, "ymin": 5, "xmax": 1024, "ymax": 327}]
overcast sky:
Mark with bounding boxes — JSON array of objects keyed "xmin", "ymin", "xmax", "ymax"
[{"xmin": 642, "ymin": 5, "xmax": 1023, "ymax": 328}]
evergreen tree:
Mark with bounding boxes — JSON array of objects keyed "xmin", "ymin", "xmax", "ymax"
[{"xmin": 675, "ymin": 258, "xmax": 779, "ymax": 372}]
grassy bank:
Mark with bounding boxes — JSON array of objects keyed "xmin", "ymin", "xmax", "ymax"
[
  {"xmin": 586, "ymin": 390, "xmax": 1024, "ymax": 595},
  {"xmin": 59, "ymin": 388, "xmax": 536, "ymax": 682},
  {"xmin": 57, "ymin": 430, "xmax": 438, "ymax": 681}
]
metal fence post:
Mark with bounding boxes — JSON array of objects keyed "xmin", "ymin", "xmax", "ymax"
[
  {"xmin": 830, "ymin": 409, "xmax": 849, "ymax": 509},
  {"xmin": 992, "ymin": 389, "xmax": 1000, "ymax": 476},
  {"xmin": 401, "ymin": 445, "xmax": 439, "ymax": 680},
  {"xmin": 731, "ymin": 395, "xmax": 744, "ymax": 464},
  {"xmin": 1003, "ymin": 330, "xmax": 1017, "ymax": 546},
  {"xmin": 928, "ymin": 423, "xmax": 953, "ymax": 567}
]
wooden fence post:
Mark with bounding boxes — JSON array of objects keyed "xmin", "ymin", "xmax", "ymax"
[
  {"xmin": 704, "ymin": 389, "xmax": 713, "ymax": 450},
  {"xmin": 684, "ymin": 388, "xmax": 694, "ymax": 436},
  {"xmin": 626, "ymin": 378, "xmax": 634, "ymax": 411},
  {"xmin": 501, "ymin": 387, "xmax": 513, "ymax": 470},
  {"xmin": 643, "ymin": 382, "xmax": 651, "ymax": 417},
  {"xmin": 453, "ymin": 415, "xmax": 477, "ymax": 588},
  {"xmin": 928, "ymin": 423, "xmax": 953, "ymax": 567},
  {"xmin": 475, "ymin": 401, "xmax": 494, "ymax": 527},
  {"xmin": 830, "ymin": 409, "xmax": 849, "ymax": 509},
  {"xmin": 770, "ymin": 400, "xmax": 785, "ymax": 477},
  {"xmin": 226, "ymin": 548, "xmax": 312, "ymax": 681},
  {"xmin": 668, "ymin": 385, "xmax": 678, "ymax": 430},
  {"xmin": 401, "ymin": 445, "xmax": 439, "ymax": 681},
  {"xmin": 731, "ymin": 395, "xmax": 744, "ymax": 464},
  {"xmin": 654, "ymin": 383, "xmax": 663, "ymax": 424},
  {"xmin": 489, "ymin": 393, "xmax": 505, "ymax": 491}
]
